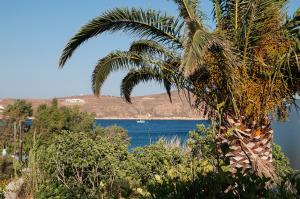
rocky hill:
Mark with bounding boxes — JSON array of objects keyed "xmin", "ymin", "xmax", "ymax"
[{"xmin": 0, "ymin": 92, "xmax": 206, "ymax": 120}]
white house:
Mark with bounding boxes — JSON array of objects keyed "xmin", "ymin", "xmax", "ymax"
[
  {"xmin": 0, "ymin": 105, "xmax": 5, "ymax": 113},
  {"xmin": 2, "ymin": 148, "xmax": 7, "ymax": 156},
  {"xmin": 64, "ymin": 99, "xmax": 85, "ymax": 104}
]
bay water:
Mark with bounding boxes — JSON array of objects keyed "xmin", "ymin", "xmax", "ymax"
[{"xmin": 96, "ymin": 102, "xmax": 300, "ymax": 169}]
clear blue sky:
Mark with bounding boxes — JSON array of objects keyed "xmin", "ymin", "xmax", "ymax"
[{"xmin": 0, "ymin": 0, "xmax": 299, "ymax": 99}]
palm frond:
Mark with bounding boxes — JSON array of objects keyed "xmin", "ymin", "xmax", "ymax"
[
  {"xmin": 285, "ymin": 8, "xmax": 300, "ymax": 40},
  {"xmin": 59, "ymin": 8, "xmax": 182, "ymax": 67},
  {"xmin": 281, "ymin": 8, "xmax": 300, "ymax": 92},
  {"xmin": 120, "ymin": 67, "xmax": 166, "ymax": 102},
  {"xmin": 211, "ymin": 0, "xmax": 222, "ymax": 25},
  {"xmin": 129, "ymin": 39, "xmax": 178, "ymax": 58},
  {"xmin": 171, "ymin": 0, "xmax": 201, "ymax": 23},
  {"xmin": 163, "ymin": 78, "xmax": 173, "ymax": 102},
  {"xmin": 171, "ymin": 0, "xmax": 209, "ymax": 78},
  {"xmin": 92, "ymin": 51, "xmax": 147, "ymax": 96},
  {"xmin": 239, "ymin": 0, "xmax": 284, "ymax": 56},
  {"xmin": 160, "ymin": 61, "xmax": 182, "ymax": 102},
  {"xmin": 181, "ymin": 30, "xmax": 239, "ymax": 76}
]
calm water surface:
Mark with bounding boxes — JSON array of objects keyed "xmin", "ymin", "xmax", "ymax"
[
  {"xmin": 96, "ymin": 101, "xmax": 300, "ymax": 170},
  {"xmin": 272, "ymin": 100, "xmax": 300, "ymax": 169},
  {"xmin": 95, "ymin": 119, "xmax": 210, "ymax": 148}
]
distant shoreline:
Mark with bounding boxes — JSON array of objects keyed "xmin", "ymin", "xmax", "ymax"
[
  {"xmin": 25, "ymin": 117, "xmax": 207, "ymax": 121},
  {"xmin": 95, "ymin": 117, "xmax": 208, "ymax": 120},
  {"xmin": 1, "ymin": 91, "xmax": 207, "ymax": 120},
  {"xmin": 26, "ymin": 117, "xmax": 207, "ymax": 121}
]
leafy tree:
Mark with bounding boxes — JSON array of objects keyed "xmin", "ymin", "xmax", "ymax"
[
  {"xmin": 32, "ymin": 102, "xmax": 95, "ymax": 136},
  {"xmin": 34, "ymin": 130, "xmax": 129, "ymax": 199},
  {"xmin": 1, "ymin": 100, "xmax": 33, "ymax": 161},
  {"xmin": 0, "ymin": 120, "xmax": 10, "ymax": 150},
  {"xmin": 28, "ymin": 124, "xmax": 299, "ymax": 198},
  {"xmin": 3, "ymin": 100, "xmax": 33, "ymax": 122},
  {"xmin": 59, "ymin": 0, "xmax": 300, "ymax": 178}
]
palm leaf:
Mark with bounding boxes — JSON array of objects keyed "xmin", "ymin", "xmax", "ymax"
[
  {"xmin": 120, "ymin": 67, "xmax": 166, "ymax": 102},
  {"xmin": 59, "ymin": 8, "xmax": 182, "ymax": 67},
  {"xmin": 182, "ymin": 30, "xmax": 239, "ymax": 76},
  {"xmin": 285, "ymin": 8, "xmax": 300, "ymax": 40},
  {"xmin": 92, "ymin": 51, "xmax": 147, "ymax": 96},
  {"xmin": 211, "ymin": 0, "xmax": 222, "ymax": 25},
  {"xmin": 129, "ymin": 39, "xmax": 178, "ymax": 58},
  {"xmin": 171, "ymin": 0, "xmax": 201, "ymax": 24},
  {"xmin": 171, "ymin": 0, "xmax": 209, "ymax": 77}
]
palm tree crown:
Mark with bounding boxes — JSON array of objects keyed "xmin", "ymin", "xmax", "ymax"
[{"xmin": 59, "ymin": 0, "xmax": 300, "ymax": 128}]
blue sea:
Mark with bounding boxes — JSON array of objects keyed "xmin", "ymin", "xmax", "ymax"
[
  {"xmin": 95, "ymin": 119, "xmax": 210, "ymax": 149},
  {"xmin": 96, "ymin": 104, "xmax": 300, "ymax": 170}
]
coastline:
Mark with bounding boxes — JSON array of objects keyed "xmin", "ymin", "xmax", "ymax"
[
  {"xmin": 25, "ymin": 117, "xmax": 207, "ymax": 121},
  {"xmin": 95, "ymin": 117, "xmax": 207, "ymax": 120}
]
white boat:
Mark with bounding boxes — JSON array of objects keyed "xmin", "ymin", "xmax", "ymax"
[
  {"xmin": 136, "ymin": 119, "xmax": 145, "ymax": 124},
  {"xmin": 136, "ymin": 108, "xmax": 146, "ymax": 123}
]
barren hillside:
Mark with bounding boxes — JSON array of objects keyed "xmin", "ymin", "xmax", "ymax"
[{"xmin": 0, "ymin": 92, "xmax": 205, "ymax": 120}]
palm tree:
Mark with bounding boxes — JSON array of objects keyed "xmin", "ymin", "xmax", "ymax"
[{"xmin": 59, "ymin": 1, "xmax": 300, "ymax": 177}]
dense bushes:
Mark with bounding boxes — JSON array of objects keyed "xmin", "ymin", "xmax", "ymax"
[
  {"xmin": 0, "ymin": 180, "xmax": 6, "ymax": 199},
  {"xmin": 0, "ymin": 157, "xmax": 15, "ymax": 199},
  {"xmin": 0, "ymin": 101, "xmax": 296, "ymax": 198},
  {"xmin": 1, "ymin": 103, "xmax": 293, "ymax": 198},
  {"xmin": 35, "ymin": 130, "xmax": 128, "ymax": 198},
  {"xmin": 0, "ymin": 157, "xmax": 14, "ymax": 180},
  {"xmin": 32, "ymin": 101, "xmax": 95, "ymax": 135},
  {"xmin": 24, "ymin": 124, "xmax": 299, "ymax": 199}
]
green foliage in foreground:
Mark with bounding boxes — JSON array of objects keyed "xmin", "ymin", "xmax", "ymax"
[
  {"xmin": 24, "ymin": 102, "xmax": 96, "ymax": 154},
  {"xmin": 0, "ymin": 180, "xmax": 6, "ymax": 199},
  {"xmin": 0, "ymin": 157, "xmax": 18, "ymax": 199},
  {"xmin": 0, "ymin": 157, "xmax": 14, "ymax": 180},
  {"xmin": 0, "ymin": 99, "xmax": 33, "ymax": 151},
  {"xmin": 32, "ymin": 101, "xmax": 95, "ymax": 135},
  {"xmin": 23, "ymin": 124, "xmax": 299, "ymax": 199},
  {"xmin": 3, "ymin": 99, "xmax": 33, "ymax": 123}
]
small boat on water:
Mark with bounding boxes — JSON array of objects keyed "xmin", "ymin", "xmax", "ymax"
[
  {"xmin": 136, "ymin": 119, "xmax": 145, "ymax": 124},
  {"xmin": 136, "ymin": 108, "xmax": 146, "ymax": 123}
]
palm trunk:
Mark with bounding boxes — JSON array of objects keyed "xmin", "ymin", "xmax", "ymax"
[{"xmin": 218, "ymin": 117, "xmax": 275, "ymax": 179}]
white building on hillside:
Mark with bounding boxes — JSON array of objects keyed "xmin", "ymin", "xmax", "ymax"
[
  {"xmin": 64, "ymin": 99, "xmax": 85, "ymax": 104},
  {"xmin": 0, "ymin": 105, "xmax": 5, "ymax": 113}
]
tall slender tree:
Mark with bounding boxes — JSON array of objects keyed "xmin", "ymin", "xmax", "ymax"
[{"xmin": 59, "ymin": 0, "xmax": 300, "ymax": 177}]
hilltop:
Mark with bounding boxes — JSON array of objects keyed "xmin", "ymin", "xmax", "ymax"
[{"xmin": 0, "ymin": 92, "xmax": 206, "ymax": 120}]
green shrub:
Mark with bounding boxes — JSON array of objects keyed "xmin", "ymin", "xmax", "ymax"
[
  {"xmin": 0, "ymin": 157, "xmax": 14, "ymax": 180},
  {"xmin": 136, "ymin": 124, "xmax": 297, "ymax": 199},
  {"xmin": 32, "ymin": 104, "xmax": 95, "ymax": 135},
  {"xmin": 35, "ymin": 128, "xmax": 129, "ymax": 198},
  {"xmin": 273, "ymin": 144, "xmax": 293, "ymax": 178},
  {"xmin": 0, "ymin": 157, "xmax": 15, "ymax": 199},
  {"xmin": 129, "ymin": 141, "xmax": 185, "ymax": 185},
  {"xmin": 24, "ymin": 105, "xmax": 96, "ymax": 154},
  {"xmin": 0, "ymin": 179, "xmax": 8, "ymax": 199},
  {"xmin": 25, "ymin": 123, "xmax": 299, "ymax": 198}
]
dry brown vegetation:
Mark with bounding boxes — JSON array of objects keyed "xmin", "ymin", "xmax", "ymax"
[{"xmin": 0, "ymin": 91, "xmax": 205, "ymax": 120}]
